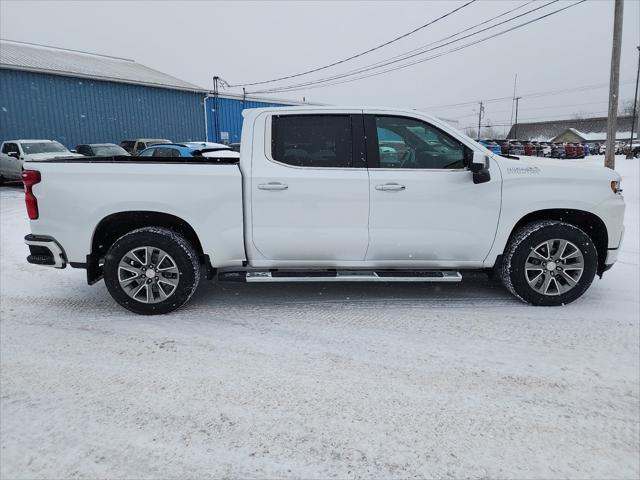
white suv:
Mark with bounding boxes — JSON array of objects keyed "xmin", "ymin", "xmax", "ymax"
[{"xmin": 0, "ymin": 140, "xmax": 82, "ymax": 183}]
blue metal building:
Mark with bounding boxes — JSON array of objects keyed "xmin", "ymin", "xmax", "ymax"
[{"xmin": 0, "ymin": 39, "xmax": 296, "ymax": 148}]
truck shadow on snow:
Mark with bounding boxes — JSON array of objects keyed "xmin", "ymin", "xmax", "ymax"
[{"xmin": 184, "ymin": 272, "xmax": 519, "ymax": 311}]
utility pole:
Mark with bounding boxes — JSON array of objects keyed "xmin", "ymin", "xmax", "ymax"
[
  {"xmin": 477, "ymin": 101, "xmax": 484, "ymax": 140},
  {"xmin": 510, "ymin": 73, "xmax": 518, "ymax": 127},
  {"xmin": 213, "ymin": 76, "xmax": 220, "ymax": 143},
  {"xmin": 605, "ymin": 0, "xmax": 624, "ymax": 169},
  {"xmin": 513, "ymin": 96, "xmax": 522, "ymax": 139},
  {"xmin": 627, "ymin": 45, "xmax": 640, "ymax": 159}
]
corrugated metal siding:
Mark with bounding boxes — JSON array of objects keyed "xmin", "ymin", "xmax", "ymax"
[
  {"xmin": 206, "ymin": 96, "xmax": 289, "ymax": 143},
  {"xmin": 0, "ymin": 69, "xmax": 205, "ymax": 148}
]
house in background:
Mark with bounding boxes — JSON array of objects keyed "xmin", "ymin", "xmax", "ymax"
[
  {"xmin": 507, "ymin": 115, "xmax": 638, "ymax": 142},
  {"xmin": 550, "ymin": 127, "xmax": 635, "ymax": 144}
]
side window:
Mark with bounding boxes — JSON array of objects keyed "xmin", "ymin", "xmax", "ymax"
[
  {"xmin": 139, "ymin": 148, "xmax": 155, "ymax": 157},
  {"xmin": 2, "ymin": 143, "xmax": 18, "ymax": 154},
  {"xmin": 153, "ymin": 148, "xmax": 180, "ymax": 157},
  {"xmin": 373, "ymin": 116, "xmax": 466, "ymax": 169},
  {"xmin": 272, "ymin": 115, "xmax": 352, "ymax": 168},
  {"xmin": 136, "ymin": 142, "xmax": 146, "ymax": 153}
]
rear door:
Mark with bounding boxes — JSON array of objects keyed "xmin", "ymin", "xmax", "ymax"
[
  {"xmin": 250, "ymin": 112, "xmax": 369, "ymax": 263},
  {"xmin": 365, "ymin": 114, "xmax": 501, "ymax": 264}
]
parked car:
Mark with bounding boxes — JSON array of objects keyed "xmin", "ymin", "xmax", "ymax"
[
  {"xmin": 496, "ymin": 140, "xmax": 511, "ymax": 155},
  {"xmin": 623, "ymin": 142, "xmax": 640, "ymax": 158},
  {"xmin": 538, "ymin": 142, "xmax": 553, "ymax": 157},
  {"xmin": 564, "ymin": 143, "xmax": 578, "ymax": 159},
  {"xmin": 229, "ymin": 143, "xmax": 241, "ymax": 152},
  {"xmin": 0, "ymin": 139, "xmax": 82, "ymax": 183},
  {"xmin": 75, "ymin": 143, "xmax": 130, "ymax": 157},
  {"xmin": 120, "ymin": 139, "xmax": 171, "ymax": 155},
  {"xmin": 478, "ymin": 139, "xmax": 502, "ymax": 155},
  {"xmin": 508, "ymin": 141, "xmax": 525, "ymax": 155},
  {"xmin": 138, "ymin": 142, "xmax": 239, "ymax": 159},
  {"xmin": 550, "ymin": 143, "xmax": 565, "ymax": 158},
  {"xmin": 521, "ymin": 140, "xmax": 536, "ymax": 156},
  {"xmin": 20, "ymin": 106, "xmax": 625, "ymax": 314}
]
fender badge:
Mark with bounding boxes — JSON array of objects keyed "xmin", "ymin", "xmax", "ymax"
[{"xmin": 506, "ymin": 166, "xmax": 541, "ymax": 175}]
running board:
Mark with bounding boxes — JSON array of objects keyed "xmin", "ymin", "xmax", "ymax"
[{"xmin": 237, "ymin": 270, "xmax": 462, "ymax": 283}]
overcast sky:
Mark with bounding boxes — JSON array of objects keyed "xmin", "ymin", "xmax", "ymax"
[{"xmin": 1, "ymin": 0, "xmax": 639, "ymax": 134}]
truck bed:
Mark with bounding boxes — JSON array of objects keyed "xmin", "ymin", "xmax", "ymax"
[{"xmin": 23, "ymin": 156, "xmax": 246, "ymax": 267}]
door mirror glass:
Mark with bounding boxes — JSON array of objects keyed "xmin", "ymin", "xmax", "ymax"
[{"xmin": 470, "ymin": 151, "xmax": 491, "ymax": 184}]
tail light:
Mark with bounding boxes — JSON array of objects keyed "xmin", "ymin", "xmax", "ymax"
[{"xmin": 21, "ymin": 170, "xmax": 41, "ymax": 219}]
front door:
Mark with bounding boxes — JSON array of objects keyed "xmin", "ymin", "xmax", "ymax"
[
  {"xmin": 250, "ymin": 112, "xmax": 369, "ymax": 263},
  {"xmin": 365, "ymin": 114, "xmax": 501, "ymax": 265}
]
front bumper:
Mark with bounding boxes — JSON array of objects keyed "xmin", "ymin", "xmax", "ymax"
[
  {"xmin": 604, "ymin": 225, "xmax": 625, "ymax": 270},
  {"xmin": 24, "ymin": 234, "xmax": 67, "ymax": 268}
]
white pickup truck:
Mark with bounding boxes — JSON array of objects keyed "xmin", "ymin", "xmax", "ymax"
[{"xmin": 21, "ymin": 107, "xmax": 625, "ymax": 314}]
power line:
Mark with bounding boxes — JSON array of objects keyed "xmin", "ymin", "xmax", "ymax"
[
  {"xmin": 250, "ymin": 0, "xmax": 584, "ymax": 94},
  {"xmin": 228, "ymin": 0, "xmax": 476, "ymax": 88},
  {"xmin": 311, "ymin": 0, "xmax": 537, "ymax": 83},
  {"xmin": 450, "ymin": 99, "xmax": 619, "ymax": 120},
  {"xmin": 459, "ymin": 109, "xmax": 612, "ymax": 128},
  {"xmin": 250, "ymin": 0, "xmax": 560, "ymax": 93},
  {"xmin": 422, "ymin": 79, "xmax": 635, "ymax": 111}
]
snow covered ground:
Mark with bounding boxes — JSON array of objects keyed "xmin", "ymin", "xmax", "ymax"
[{"xmin": 1, "ymin": 156, "xmax": 638, "ymax": 479}]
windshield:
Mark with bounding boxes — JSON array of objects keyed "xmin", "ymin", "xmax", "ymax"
[
  {"xmin": 20, "ymin": 141, "xmax": 69, "ymax": 154},
  {"xmin": 93, "ymin": 145, "xmax": 129, "ymax": 156}
]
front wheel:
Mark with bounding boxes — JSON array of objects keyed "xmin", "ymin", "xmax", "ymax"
[
  {"xmin": 104, "ymin": 227, "xmax": 201, "ymax": 315},
  {"xmin": 501, "ymin": 221, "xmax": 598, "ymax": 306}
]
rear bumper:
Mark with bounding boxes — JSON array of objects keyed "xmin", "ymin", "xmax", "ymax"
[{"xmin": 24, "ymin": 234, "xmax": 67, "ymax": 268}]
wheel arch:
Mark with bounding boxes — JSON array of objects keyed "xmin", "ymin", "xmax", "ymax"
[
  {"xmin": 88, "ymin": 211, "xmax": 208, "ymax": 284},
  {"xmin": 507, "ymin": 208, "xmax": 608, "ymax": 275}
]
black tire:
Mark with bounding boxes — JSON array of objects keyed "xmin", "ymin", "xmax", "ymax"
[
  {"xmin": 104, "ymin": 227, "xmax": 200, "ymax": 315},
  {"xmin": 502, "ymin": 220, "xmax": 598, "ymax": 306}
]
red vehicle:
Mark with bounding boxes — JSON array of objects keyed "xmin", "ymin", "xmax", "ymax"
[
  {"xmin": 573, "ymin": 143, "xmax": 585, "ymax": 159},
  {"xmin": 522, "ymin": 140, "xmax": 536, "ymax": 156},
  {"xmin": 564, "ymin": 143, "xmax": 578, "ymax": 158}
]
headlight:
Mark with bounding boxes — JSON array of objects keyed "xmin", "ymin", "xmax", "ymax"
[{"xmin": 611, "ymin": 180, "xmax": 622, "ymax": 194}]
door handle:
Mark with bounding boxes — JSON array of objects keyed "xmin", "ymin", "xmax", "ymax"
[
  {"xmin": 375, "ymin": 183, "xmax": 406, "ymax": 191},
  {"xmin": 258, "ymin": 182, "xmax": 288, "ymax": 191}
]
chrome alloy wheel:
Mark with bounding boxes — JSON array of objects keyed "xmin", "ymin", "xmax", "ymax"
[
  {"xmin": 525, "ymin": 239, "xmax": 584, "ymax": 296},
  {"xmin": 117, "ymin": 246, "xmax": 180, "ymax": 303}
]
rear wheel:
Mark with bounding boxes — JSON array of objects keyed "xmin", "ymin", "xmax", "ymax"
[
  {"xmin": 502, "ymin": 221, "xmax": 598, "ymax": 306},
  {"xmin": 104, "ymin": 227, "xmax": 200, "ymax": 315}
]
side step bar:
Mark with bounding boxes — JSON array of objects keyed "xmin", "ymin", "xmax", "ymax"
[{"xmin": 225, "ymin": 270, "xmax": 462, "ymax": 283}]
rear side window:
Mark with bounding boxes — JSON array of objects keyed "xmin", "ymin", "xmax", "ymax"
[
  {"xmin": 153, "ymin": 148, "xmax": 180, "ymax": 157},
  {"xmin": 2, "ymin": 143, "xmax": 19, "ymax": 154},
  {"xmin": 271, "ymin": 115, "xmax": 352, "ymax": 168},
  {"xmin": 138, "ymin": 148, "xmax": 155, "ymax": 157}
]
